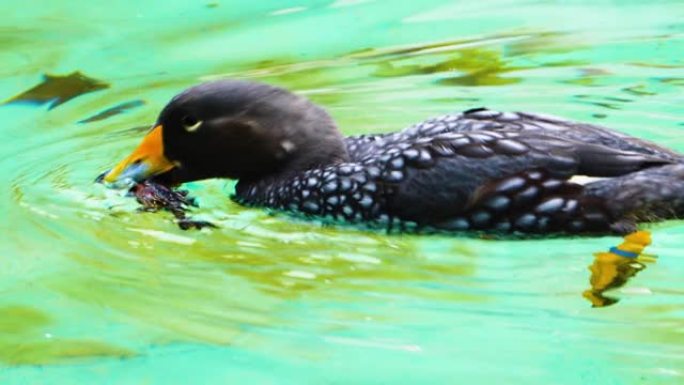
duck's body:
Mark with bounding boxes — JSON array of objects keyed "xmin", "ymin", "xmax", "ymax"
[{"xmin": 104, "ymin": 80, "xmax": 684, "ymax": 235}]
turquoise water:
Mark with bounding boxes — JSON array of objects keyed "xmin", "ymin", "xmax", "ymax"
[{"xmin": 1, "ymin": 1, "xmax": 684, "ymax": 383}]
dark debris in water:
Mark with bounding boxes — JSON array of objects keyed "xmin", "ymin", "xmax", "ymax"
[
  {"xmin": 79, "ymin": 100, "xmax": 145, "ymax": 123},
  {"xmin": 622, "ymin": 85, "xmax": 658, "ymax": 97},
  {"xmin": 659, "ymin": 77, "xmax": 684, "ymax": 86},
  {"xmin": 4, "ymin": 71, "xmax": 109, "ymax": 109},
  {"xmin": 572, "ymin": 94, "xmax": 632, "ymax": 111},
  {"xmin": 129, "ymin": 181, "xmax": 217, "ymax": 230}
]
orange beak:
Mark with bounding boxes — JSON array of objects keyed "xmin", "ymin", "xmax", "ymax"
[{"xmin": 103, "ymin": 125, "xmax": 175, "ymax": 185}]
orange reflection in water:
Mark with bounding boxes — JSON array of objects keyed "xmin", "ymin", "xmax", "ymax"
[{"xmin": 584, "ymin": 231, "xmax": 657, "ymax": 307}]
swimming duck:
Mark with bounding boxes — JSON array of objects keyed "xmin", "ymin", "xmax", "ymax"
[{"xmin": 103, "ymin": 80, "xmax": 684, "ymax": 234}]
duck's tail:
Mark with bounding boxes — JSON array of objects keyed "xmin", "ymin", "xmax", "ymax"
[{"xmin": 583, "ymin": 164, "xmax": 684, "ymax": 233}]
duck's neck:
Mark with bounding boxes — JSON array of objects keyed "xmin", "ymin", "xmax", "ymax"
[
  {"xmin": 234, "ymin": 142, "xmax": 349, "ymax": 203},
  {"xmin": 234, "ymin": 95, "xmax": 353, "ymax": 202}
]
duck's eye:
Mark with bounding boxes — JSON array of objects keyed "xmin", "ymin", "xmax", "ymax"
[{"xmin": 181, "ymin": 115, "xmax": 202, "ymax": 132}]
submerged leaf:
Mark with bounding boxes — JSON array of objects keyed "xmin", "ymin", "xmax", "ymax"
[
  {"xmin": 79, "ymin": 100, "xmax": 145, "ymax": 123},
  {"xmin": 4, "ymin": 71, "xmax": 109, "ymax": 109},
  {"xmin": 0, "ymin": 339, "xmax": 135, "ymax": 365},
  {"xmin": 0, "ymin": 305, "xmax": 51, "ymax": 334}
]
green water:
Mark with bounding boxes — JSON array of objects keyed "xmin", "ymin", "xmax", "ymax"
[{"xmin": 1, "ymin": 1, "xmax": 684, "ymax": 383}]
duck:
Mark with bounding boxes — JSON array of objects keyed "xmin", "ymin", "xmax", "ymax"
[{"xmin": 103, "ymin": 80, "xmax": 684, "ymax": 235}]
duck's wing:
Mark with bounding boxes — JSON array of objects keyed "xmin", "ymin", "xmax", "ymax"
[
  {"xmin": 401, "ymin": 108, "xmax": 683, "ymax": 161},
  {"xmin": 345, "ymin": 109, "xmax": 682, "ymax": 163},
  {"xmin": 373, "ymin": 130, "xmax": 674, "ymax": 233}
]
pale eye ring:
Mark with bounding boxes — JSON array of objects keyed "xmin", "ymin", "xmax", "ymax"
[{"xmin": 182, "ymin": 115, "xmax": 202, "ymax": 132}]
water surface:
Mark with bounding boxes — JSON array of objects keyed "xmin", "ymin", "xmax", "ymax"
[{"xmin": 1, "ymin": 1, "xmax": 683, "ymax": 383}]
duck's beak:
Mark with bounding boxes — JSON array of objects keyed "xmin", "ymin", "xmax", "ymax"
[{"xmin": 103, "ymin": 125, "xmax": 175, "ymax": 186}]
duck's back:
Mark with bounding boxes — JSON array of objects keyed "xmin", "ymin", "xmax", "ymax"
[
  {"xmin": 345, "ymin": 108, "xmax": 682, "ymax": 162},
  {"xmin": 338, "ymin": 109, "xmax": 683, "ymax": 234},
  {"xmin": 237, "ymin": 109, "xmax": 683, "ymax": 235}
]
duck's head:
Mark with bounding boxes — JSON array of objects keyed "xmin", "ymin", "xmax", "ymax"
[{"xmin": 103, "ymin": 80, "xmax": 349, "ymax": 186}]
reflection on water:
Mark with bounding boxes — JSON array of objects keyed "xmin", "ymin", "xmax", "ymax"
[{"xmin": 584, "ymin": 231, "xmax": 657, "ymax": 308}]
